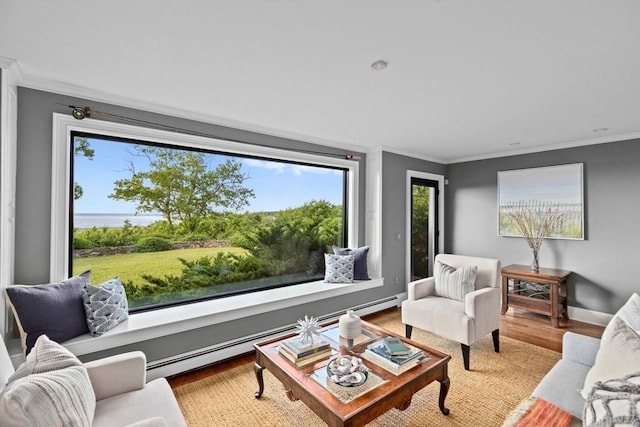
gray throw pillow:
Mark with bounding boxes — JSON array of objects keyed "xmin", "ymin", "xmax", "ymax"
[
  {"xmin": 5, "ymin": 271, "xmax": 91, "ymax": 354},
  {"xmin": 82, "ymin": 277, "xmax": 129, "ymax": 337},
  {"xmin": 333, "ymin": 246, "xmax": 370, "ymax": 280},
  {"xmin": 324, "ymin": 254, "xmax": 355, "ymax": 283},
  {"xmin": 434, "ymin": 260, "xmax": 478, "ymax": 302}
]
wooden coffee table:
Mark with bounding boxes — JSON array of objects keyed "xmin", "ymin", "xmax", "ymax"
[{"xmin": 254, "ymin": 320, "xmax": 451, "ymax": 427}]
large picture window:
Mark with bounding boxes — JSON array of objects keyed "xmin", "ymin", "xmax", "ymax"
[{"xmin": 52, "ymin": 114, "xmax": 358, "ymax": 312}]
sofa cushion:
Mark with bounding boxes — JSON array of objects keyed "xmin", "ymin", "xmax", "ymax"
[
  {"xmin": 581, "ymin": 317, "xmax": 640, "ymax": 398},
  {"xmin": 324, "ymin": 254, "xmax": 354, "ymax": 283},
  {"xmin": 93, "ymin": 378, "xmax": 186, "ymax": 427},
  {"xmin": 531, "ymin": 358, "xmax": 592, "ymax": 419},
  {"xmin": 0, "ymin": 365, "xmax": 95, "ymax": 427},
  {"xmin": 583, "ymin": 372, "xmax": 640, "ymax": 427},
  {"xmin": 0, "ymin": 335, "xmax": 15, "ymax": 395},
  {"xmin": 434, "ymin": 260, "xmax": 478, "ymax": 302},
  {"xmin": 332, "ymin": 246, "xmax": 370, "ymax": 280},
  {"xmin": 125, "ymin": 418, "xmax": 169, "ymax": 427},
  {"xmin": 5, "ymin": 271, "xmax": 91, "ymax": 354},
  {"xmin": 83, "ymin": 277, "xmax": 129, "ymax": 337}
]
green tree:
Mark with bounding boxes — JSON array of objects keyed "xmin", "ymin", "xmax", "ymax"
[
  {"xmin": 240, "ymin": 200, "xmax": 342, "ymax": 275},
  {"xmin": 411, "ymin": 185, "xmax": 430, "ymax": 279},
  {"xmin": 109, "ymin": 146, "xmax": 255, "ymax": 233},
  {"xmin": 73, "ymin": 136, "xmax": 95, "ymax": 200}
]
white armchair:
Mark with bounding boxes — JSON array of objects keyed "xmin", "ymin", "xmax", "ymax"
[
  {"xmin": 0, "ymin": 334, "xmax": 187, "ymax": 427},
  {"xmin": 401, "ymin": 254, "xmax": 502, "ymax": 370}
]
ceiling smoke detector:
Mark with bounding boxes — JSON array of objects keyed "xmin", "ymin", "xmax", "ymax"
[{"xmin": 371, "ymin": 59, "xmax": 388, "ymax": 71}]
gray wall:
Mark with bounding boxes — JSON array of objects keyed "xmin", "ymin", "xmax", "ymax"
[
  {"xmin": 445, "ymin": 139, "xmax": 640, "ymax": 314},
  {"xmin": 381, "ymin": 151, "xmax": 446, "ymax": 291},
  {"xmin": 12, "ymin": 87, "xmax": 389, "ymax": 361}
]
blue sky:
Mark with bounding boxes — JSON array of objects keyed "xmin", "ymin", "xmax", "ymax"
[
  {"xmin": 74, "ymin": 138, "xmax": 344, "ymax": 214},
  {"xmin": 499, "ymin": 164, "xmax": 583, "ymax": 205}
]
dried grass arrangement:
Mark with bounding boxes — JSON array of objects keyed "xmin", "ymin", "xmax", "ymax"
[{"xmin": 504, "ymin": 207, "xmax": 565, "ymax": 272}]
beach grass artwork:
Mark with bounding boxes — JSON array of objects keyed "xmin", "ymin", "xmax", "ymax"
[{"xmin": 498, "ymin": 163, "xmax": 584, "ymax": 240}]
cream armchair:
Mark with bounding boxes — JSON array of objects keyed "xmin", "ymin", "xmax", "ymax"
[
  {"xmin": 401, "ymin": 254, "xmax": 501, "ymax": 370},
  {"xmin": 0, "ymin": 334, "xmax": 187, "ymax": 427}
]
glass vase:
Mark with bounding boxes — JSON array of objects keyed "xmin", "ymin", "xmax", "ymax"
[{"xmin": 531, "ymin": 249, "xmax": 540, "ymax": 272}]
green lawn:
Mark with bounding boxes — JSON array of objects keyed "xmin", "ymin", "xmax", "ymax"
[{"xmin": 73, "ymin": 246, "xmax": 247, "ymax": 285}]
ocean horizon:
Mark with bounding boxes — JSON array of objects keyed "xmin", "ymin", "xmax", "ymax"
[{"xmin": 74, "ymin": 213, "xmax": 165, "ymax": 228}]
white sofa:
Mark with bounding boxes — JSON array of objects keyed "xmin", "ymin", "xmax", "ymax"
[
  {"xmin": 531, "ymin": 331, "xmax": 600, "ymax": 418},
  {"xmin": 0, "ymin": 334, "xmax": 187, "ymax": 427}
]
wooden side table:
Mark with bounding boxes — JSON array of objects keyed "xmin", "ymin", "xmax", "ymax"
[{"xmin": 501, "ymin": 264, "xmax": 572, "ymax": 328}]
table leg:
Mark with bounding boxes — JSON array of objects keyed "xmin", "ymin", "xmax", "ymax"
[
  {"xmin": 550, "ymin": 282, "xmax": 559, "ymax": 328},
  {"xmin": 500, "ymin": 276, "xmax": 508, "ymax": 315},
  {"xmin": 561, "ymin": 280, "xmax": 570, "ymax": 320},
  {"xmin": 438, "ymin": 375, "xmax": 450, "ymax": 415},
  {"xmin": 254, "ymin": 362, "xmax": 265, "ymax": 398}
]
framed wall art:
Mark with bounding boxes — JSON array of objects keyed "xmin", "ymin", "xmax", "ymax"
[{"xmin": 498, "ymin": 163, "xmax": 584, "ymax": 240}]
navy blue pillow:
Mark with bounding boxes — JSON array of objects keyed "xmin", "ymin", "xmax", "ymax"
[
  {"xmin": 6, "ymin": 272, "xmax": 91, "ymax": 354},
  {"xmin": 333, "ymin": 246, "xmax": 370, "ymax": 280}
]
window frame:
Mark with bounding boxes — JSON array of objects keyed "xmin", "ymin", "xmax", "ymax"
[{"xmin": 51, "ymin": 113, "xmax": 360, "ymax": 287}]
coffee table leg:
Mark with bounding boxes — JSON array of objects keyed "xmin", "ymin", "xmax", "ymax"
[
  {"xmin": 254, "ymin": 363, "xmax": 265, "ymax": 398},
  {"xmin": 438, "ymin": 376, "xmax": 450, "ymax": 415}
]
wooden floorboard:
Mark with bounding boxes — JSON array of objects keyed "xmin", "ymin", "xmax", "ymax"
[{"xmin": 168, "ymin": 306, "xmax": 604, "ymax": 388}]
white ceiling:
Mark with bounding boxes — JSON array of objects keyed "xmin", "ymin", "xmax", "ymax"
[{"xmin": 1, "ymin": 0, "xmax": 639, "ymax": 163}]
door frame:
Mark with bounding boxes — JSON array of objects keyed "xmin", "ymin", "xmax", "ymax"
[{"xmin": 405, "ymin": 171, "xmax": 445, "ymax": 284}]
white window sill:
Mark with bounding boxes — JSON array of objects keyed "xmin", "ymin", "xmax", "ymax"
[{"xmin": 60, "ymin": 278, "xmax": 384, "ymax": 356}]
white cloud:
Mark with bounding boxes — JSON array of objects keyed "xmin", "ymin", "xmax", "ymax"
[
  {"xmin": 244, "ymin": 158, "xmax": 337, "ymax": 176},
  {"xmin": 243, "ymin": 158, "xmax": 286, "ymax": 173}
]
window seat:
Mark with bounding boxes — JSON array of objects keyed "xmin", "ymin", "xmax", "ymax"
[{"xmin": 13, "ymin": 278, "xmax": 383, "ymax": 360}]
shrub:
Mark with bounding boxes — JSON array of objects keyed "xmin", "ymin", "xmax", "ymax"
[
  {"xmin": 134, "ymin": 236, "xmax": 173, "ymax": 253},
  {"xmin": 73, "ymin": 235, "xmax": 95, "ymax": 249},
  {"xmin": 183, "ymin": 233, "xmax": 210, "ymax": 242}
]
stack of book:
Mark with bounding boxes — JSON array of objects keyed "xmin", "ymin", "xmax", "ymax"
[
  {"xmin": 279, "ymin": 338, "xmax": 332, "ymax": 367},
  {"xmin": 362, "ymin": 337, "xmax": 427, "ymax": 375}
]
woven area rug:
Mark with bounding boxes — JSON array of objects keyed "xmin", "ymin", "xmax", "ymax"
[{"xmin": 173, "ymin": 310, "xmax": 561, "ymax": 426}]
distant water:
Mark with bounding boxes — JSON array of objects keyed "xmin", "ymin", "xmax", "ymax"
[{"xmin": 74, "ymin": 213, "xmax": 165, "ymax": 228}]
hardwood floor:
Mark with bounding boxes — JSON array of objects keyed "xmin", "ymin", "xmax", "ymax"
[{"xmin": 168, "ymin": 307, "xmax": 604, "ymax": 389}]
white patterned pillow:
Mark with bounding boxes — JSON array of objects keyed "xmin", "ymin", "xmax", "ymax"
[
  {"xmin": 0, "ymin": 335, "xmax": 96, "ymax": 427},
  {"xmin": 602, "ymin": 293, "xmax": 640, "ymax": 342},
  {"xmin": 9, "ymin": 335, "xmax": 82, "ymax": 383},
  {"xmin": 0, "ymin": 366, "xmax": 95, "ymax": 427},
  {"xmin": 434, "ymin": 260, "xmax": 478, "ymax": 301},
  {"xmin": 583, "ymin": 372, "xmax": 640, "ymax": 427},
  {"xmin": 82, "ymin": 277, "xmax": 129, "ymax": 337},
  {"xmin": 324, "ymin": 254, "xmax": 355, "ymax": 283},
  {"xmin": 581, "ymin": 317, "xmax": 640, "ymax": 398}
]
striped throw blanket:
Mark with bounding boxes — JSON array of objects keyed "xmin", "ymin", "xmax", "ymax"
[{"xmin": 503, "ymin": 397, "xmax": 581, "ymax": 427}]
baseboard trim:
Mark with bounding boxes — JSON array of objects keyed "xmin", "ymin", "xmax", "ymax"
[
  {"xmin": 567, "ymin": 305, "xmax": 612, "ymax": 327},
  {"xmin": 396, "ymin": 292, "xmax": 612, "ymax": 327}
]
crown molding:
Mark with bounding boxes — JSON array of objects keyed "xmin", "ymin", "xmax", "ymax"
[
  {"xmin": 0, "ymin": 57, "xmax": 25, "ymax": 83},
  {"xmin": 379, "ymin": 145, "xmax": 448, "ymax": 165},
  {"xmin": 16, "ymin": 73, "xmax": 370, "ymax": 155},
  {"xmin": 0, "ymin": 56, "xmax": 17, "ymax": 69},
  {"xmin": 451, "ymin": 132, "xmax": 640, "ymax": 164}
]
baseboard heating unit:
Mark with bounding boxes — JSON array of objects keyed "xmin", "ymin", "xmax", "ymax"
[{"xmin": 146, "ymin": 295, "xmax": 400, "ymax": 380}]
